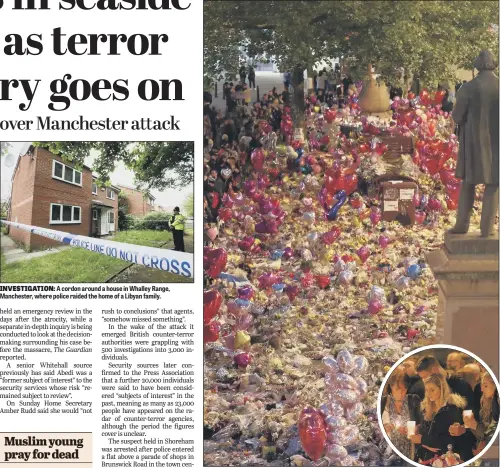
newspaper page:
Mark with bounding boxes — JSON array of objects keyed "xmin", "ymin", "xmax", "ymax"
[{"xmin": 0, "ymin": 3, "xmax": 202, "ymax": 468}]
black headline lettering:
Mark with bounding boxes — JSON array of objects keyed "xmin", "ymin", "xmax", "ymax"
[{"xmin": 0, "ymin": 0, "xmax": 190, "ymax": 9}]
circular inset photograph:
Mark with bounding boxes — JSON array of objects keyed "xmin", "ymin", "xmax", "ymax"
[{"xmin": 377, "ymin": 345, "xmax": 500, "ymax": 467}]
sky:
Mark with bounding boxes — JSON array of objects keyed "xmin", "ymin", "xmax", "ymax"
[{"xmin": 1, "ymin": 142, "xmax": 193, "ymax": 211}]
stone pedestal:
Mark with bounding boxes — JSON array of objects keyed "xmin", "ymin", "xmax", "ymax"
[
  {"xmin": 427, "ymin": 232, "xmax": 499, "ymax": 374},
  {"xmin": 427, "ymin": 232, "xmax": 499, "ymax": 460}
]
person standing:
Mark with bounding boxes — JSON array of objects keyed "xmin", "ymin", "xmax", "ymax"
[
  {"xmin": 170, "ymin": 207, "xmax": 185, "ymax": 252},
  {"xmin": 248, "ymin": 65, "xmax": 256, "ymax": 90},
  {"xmin": 450, "ymin": 50, "xmax": 499, "ymax": 237},
  {"xmin": 239, "ymin": 64, "xmax": 247, "ymax": 85}
]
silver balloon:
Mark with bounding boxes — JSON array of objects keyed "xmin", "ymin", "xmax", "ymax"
[
  {"xmin": 356, "ymin": 377, "xmax": 368, "ymax": 397},
  {"xmin": 326, "ymin": 401, "xmax": 345, "ymax": 418},
  {"xmin": 330, "ymin": 388, "xmax": 360, "ymax": 406},
  {"xmin": 338, "ymin": 270, "xmax": 354, "ymax": 287},
  {"xmin": 367, "ymin": 285, "xmax": 386, "ymax": 303},
  {"xmin": 322, "ymin": 356, "xmax": 340, "ymax": 374},
  {"xmin": 344, "ymin": 402, "xmax": 364, "ymax": 422},
  {"xmin": 352, "ymin": 356, "xmax": 369, "ymax": 377},
  {"xmin": 325, "ymin": 444, "xmax": 348, "ymax": 462},
  {"xmin": 395, "ymin": 276, "xmax": 411, "ymax": 290},
  {"xmin": 337, "ymin": 349, "xmax": 355, "ymax": 374},
  {"xmin": 333, "ymin": 260, "xmax": 346, "ymax": 274},
  {"xmin": 325, "ymin": 415, "xmax": 347, "ymax": 430},
  {"xmin": 307, "ymin": 231, "xmax": 319, "ymax": 244},
  {"xmin": 302, "ymin": 249, "xmax": 313, "ymax": 261},
  {"xmin": 327, "ymin": 373, "xmax": 358, "ymax": 391}
]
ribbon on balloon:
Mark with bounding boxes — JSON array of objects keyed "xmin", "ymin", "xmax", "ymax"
[{"xmin": 319, "ymin": 189, "xmax": 348, "ymax": 221}]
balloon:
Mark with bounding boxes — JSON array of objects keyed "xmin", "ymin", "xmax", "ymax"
[
  {"xmin": 234, "ymin": 330, "xmax": 251, "ymax": 349},
  {"xmin": 323, "ymin": 227, "xmax": 341, "ymax": 245},
  {"xmin": 407, "ymin": 329, "xmax": 419, "ymax": 340},
  {"xmin": 204, "ymin": 248, "xmax": 227, "ymax": 278},
  {"xmin": 283, "ymin": 247, "xmax": 294, "ymax": 260},
  {"xmin": 298, "ymin": 406, "xmax": 327, "ymax": 461},
  {"xmin": 378, "ymin": 235, "xmax": 390, "ymax": 249},
  {"xmin": 407, "ymin": 264, "xmax": 422, "ymax": 279},
  {"xmin": 316, "ymin": 275, "xmax": 331, "ymax": 289},
  {"xmin": 338, "ymin": 270, "xmax": 354, "ymax": 287},
  {"xmin": 325, "ymin": 166, "xmax": 344, "ymax": 194},
  {"xmin": 352, "ymin": 356, "xmax": 369, "ymax": 377},
  {"xmin": 238, "ymin": 236, "xmax": 255, "ymax": 252},
  {"xmin": 356, "ymin": 378, "xmax": 368, "ymax": 397},
  {"xmin": 218, "ymin": 207, "xmax": 233, "ymax": 222},
  {"xmin": 237, "ymin": 286, "xmax": 254, "ymax": 301},
  {"xmin": 326, "ymin": 190, "xmax": 347, "ymax": 221},
  {"xmin": 234, "ymin": 352, "xmax": 251, "ymax": 368},
  {"xmin": 369, "ymin": 208, "xmax": 382, "ymax": 226},
  {"xmin": 303, "ymin": 211, "xmax": 316, "ymax": 224},
  {"xmin": 284, "ymin": 284, "xmax": 299, "ymax": 302},
  {"xmin": 325, "ymin": 372, "xmax": 358, "ymax": 390},
  {"xmin": 325, "ymin": 444, "xmax": 348, "ymax": 462},
  {"xmin": 206, "ymin": 227, "xmax": 218, "ymax": 242},
  {"xmin": 251, "ymin": 148, "xmax": 265, "ymax": 171},
  {"xmin": 357, "ymin": 246, "xmax": 370, "ymax": 263},
  {"xmin": 336, "ymin": 349, "xmax": 355, "ymax": 374},
  {"xmin": 343, "ymin": 174, "xmax": 358, "ymax": 196},
  {"xmin": 333, "ymin": 259, "xmax": 346, "ymax": 274},
  {"xmin": 415, "ymin": 211, "xmax": 426, "ymax": 225},
  {"xmin": 344, "ymin": 402, "xmax": 363, "ymax": 422},
  {"xmin": 322, "ymin": 356, "xmax": 340, "ymax": 374},
  {"xmin": 428, "ymin": 198, "xmax": 442, "ymax": 212},
  {"xmin": 203, "ymin": 321, "xmax": 220, "ymax": 344},
  {"xmin": 368, "ymin": 299, "xmax": 383, "ymax": 315},
  {"xmin": 203, "ymin": 290, "xmax": 222, "ymax": 324},
  {"xmin": 330, "ymin": 388, "xmax": 360, "ymax": 406}
]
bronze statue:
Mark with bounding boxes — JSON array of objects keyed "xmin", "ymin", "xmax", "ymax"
[{"xmin": 450, "ymin": 50, "xmax": 499, "ymax": 237}]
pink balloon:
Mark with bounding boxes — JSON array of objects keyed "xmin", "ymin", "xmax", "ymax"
[{"xmin": 378, "ymin": 235, "xmax": 390, "ymax": 249}]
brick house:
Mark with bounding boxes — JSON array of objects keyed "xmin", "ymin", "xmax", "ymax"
[
  {"xmin": 117, "ymin": 184, "xmax": 155, "ymax": 218},
  {"xmin": 7, "ymin": 146, "xmax": 119, "ymax": 250}
]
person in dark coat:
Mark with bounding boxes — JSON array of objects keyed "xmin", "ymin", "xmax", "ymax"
[
  {"xmin": 450, "ymin": 50, "xmax": 499, "ymax": 237},
  {"xmin": 417, "ymin": 355, "xmax": 476, "ymax": 461},
  {"xmin": 409, "ymin": 374, "xmax": 467, "ymax": 463}
]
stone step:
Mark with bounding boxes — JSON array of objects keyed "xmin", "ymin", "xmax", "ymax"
[{"xmin": 4, "ymin": 252, "xmax": 29, "ymax": 263}]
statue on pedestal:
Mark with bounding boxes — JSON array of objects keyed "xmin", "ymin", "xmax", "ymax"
[{"xmin": 450, "ymin": 50, "xmax": 499, "ymax": 237}]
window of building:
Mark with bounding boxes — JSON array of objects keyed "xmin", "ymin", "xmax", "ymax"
[
  {"xmin": 109, "ymin": 211, "xmax": 115, "ymax": 224},
  {"xmin": 52, "ymin": 160, "xmax": 82, "ymax": 186},
  {"xmin": 50, "ymin": 204, "xmax": 82, "ymax": 224},
  {"xmin": 93, "ymin": 209, "xmax": 98, "ymax": 220},
  {"xmin": 106, "ymin": 188, "xmax": 115, "ymax": 200},
  {"xmin": 92, "ymin": 182, "xmax": 98, "ymax": 195}
]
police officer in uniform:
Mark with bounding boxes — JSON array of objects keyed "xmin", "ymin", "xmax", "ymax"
[{"xmin": 170, "ymin": 207, "xmax": 185, "ymax": 252}]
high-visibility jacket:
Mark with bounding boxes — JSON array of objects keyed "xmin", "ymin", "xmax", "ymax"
[{"xmin": 171, "ymin": 214, "xmax": 185, "ymax": 230}]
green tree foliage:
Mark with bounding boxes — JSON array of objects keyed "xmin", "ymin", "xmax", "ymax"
[
  {"xmin": 204, "ymin": 0, "xmax": 498, "ymax": 97},
  {"xmin": 1, "ymin": 142, "xmax": 12, "ymax": 158},
  {"xmin": 184, "ymin": 193, "xmax": 194, "ymax": 217},
  {"xmin": 31, "ymin": 141, "xmax": 194, "ymax": 190}
]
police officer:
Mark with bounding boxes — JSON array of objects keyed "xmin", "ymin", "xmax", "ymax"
[{"xmin": 170, "ymin": 207, "xmax": 185, "ymax": 252}]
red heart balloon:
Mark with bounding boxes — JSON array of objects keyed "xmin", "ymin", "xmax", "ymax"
[
  {"xmin": 238, "ymin": 236, "xmax": 255, "ymax": 252},
  {"xmin": 415, "ymin": 211, "xmax": 426, "ymax": 225},
  {"xmin": 203, "ymin": 290, "xmax": 222, "ymax": 324},
  {"xmin": 251, "ymin": 148, "xmax": 265, "ymax": 171},
  {"xmin": 323, "ymin": 227, "xmax": 341, "ymax": 245},
  {"xmin": 357, "ymin": 246, "xmax": 371, "ymax": 263},
  {"xmin": 298, "ymin": 406, "xmax": 327, "ymax": 461},
  {"xmin": 203, "ymin": 321, "xmax": 220, "ymax": 344},
  {"xmin": 284, "ymin": 284, "xmax": 299, "ymax": 302},
  {"xmin": 205, "ymin": 248, "xmax": 227, "ymax": 279},
  {"xmin": 316, "ymin": 275, "xmax": 331, "ymax": 289},
  {"xmin": 218, "ymin": 207, "xmax": 233, "ymax": 222},
  {"xmin": 343, "ymin": 174, "xmax": 358, "ymax": 195}
]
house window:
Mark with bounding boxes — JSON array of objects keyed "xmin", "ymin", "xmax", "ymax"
[
  {"xmin": 52, "ymin": 160, "xmax": 82, "ymax": 186},
  {"xmin": 92, "ymin": 183, "xmax": 98, "ymax": 195},
  {"xmin": 50, "ymin": 203, "xmax": 82, "ymax": 224},
  {"xmin": 93, "ymin": 209, "xmax": 98, "ymax": 220},
  {"xmin": 109, "ymin": 211, "xmax": 115, "ymax": 224},
  {"xmin": 106, "ymin": 188, "xmax": 115, "ymax": 200}
]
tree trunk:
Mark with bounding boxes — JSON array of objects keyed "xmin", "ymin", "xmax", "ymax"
[{"xmin": 291, "ymin": 66, "xmax": 305, "ymax": 128}]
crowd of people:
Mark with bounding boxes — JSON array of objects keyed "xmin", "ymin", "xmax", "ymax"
[{"xmin": 381, "ymin": 352, "xmax": 499, "ymax": 465}]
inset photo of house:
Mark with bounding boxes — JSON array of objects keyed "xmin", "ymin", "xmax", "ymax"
[{"xmin": 0, "ymin": 141, "xmax": 194, "ymax": 283}]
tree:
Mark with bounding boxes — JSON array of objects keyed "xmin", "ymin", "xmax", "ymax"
[
  {"xmin": 204, "ymin": 1, "xmax": 498, "ymax": 122},
  {"xmin": 0, "ymin": 142, "xmax": 11, "ymax": 158},
  {"xmin": 184, "ymin": 193, "xmax": 194, "ymax": 217},
  {"xmin": 31, "ymin": 141, "xmax": 194, "ymax": 190},
  {"xmin": 0, "ymin": 198, "xmax": 10, "ymax": 218}
]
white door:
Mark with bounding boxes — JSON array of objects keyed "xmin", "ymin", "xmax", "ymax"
[{"xmin": 100, "ymin": 209, "xmax": 110, "ymax": 235}]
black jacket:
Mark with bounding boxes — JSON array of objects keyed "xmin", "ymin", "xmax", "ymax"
[
  {"xmin": 417, "ymin": 395, "xmax": 466, "ymax": 462},
  {"xmin": 407, "ymin": 376, "xmax": 425, "ymax": 400},
  {"xmin": 448, "ymin": 375, "xmax": 475, "ymax": 409}
]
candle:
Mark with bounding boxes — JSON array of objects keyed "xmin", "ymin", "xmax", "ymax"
[{"xmin": 407, "ymin": 421, "xmax": 416, "ymax": 436}]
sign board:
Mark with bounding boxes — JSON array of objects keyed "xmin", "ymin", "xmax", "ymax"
[
  {"xmin": 1, "ymin": 220, "xmax": 193, "ymax": 279},
  {"xmin": 379, "ymin": 181, "xmax": 417, "ymax": 225}
]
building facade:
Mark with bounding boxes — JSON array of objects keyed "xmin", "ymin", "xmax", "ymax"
[
  {"xmin": 8, "ymin": 146, "xmax": 119, "ymax": 250},
  {"xmin": 117, "ymin": 185, "xmax": 155, "ymax": 218}
]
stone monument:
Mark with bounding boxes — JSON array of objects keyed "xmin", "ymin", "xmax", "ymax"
[
  {"xmin": 358, "ymin": 64, "xmax": 392, "ymax": 122},
  {"xmin": 427, "ymin": 53, "xmax": 499, "ymax": 461},
  {"xmin": 449, "ymin": 50, "xmax": 499, "ymax": 238}
]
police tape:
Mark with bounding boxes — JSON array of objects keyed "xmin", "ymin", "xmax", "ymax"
[{"xmin": 1, "ymin": 220, "xmax": 193, "ymax": 279}]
